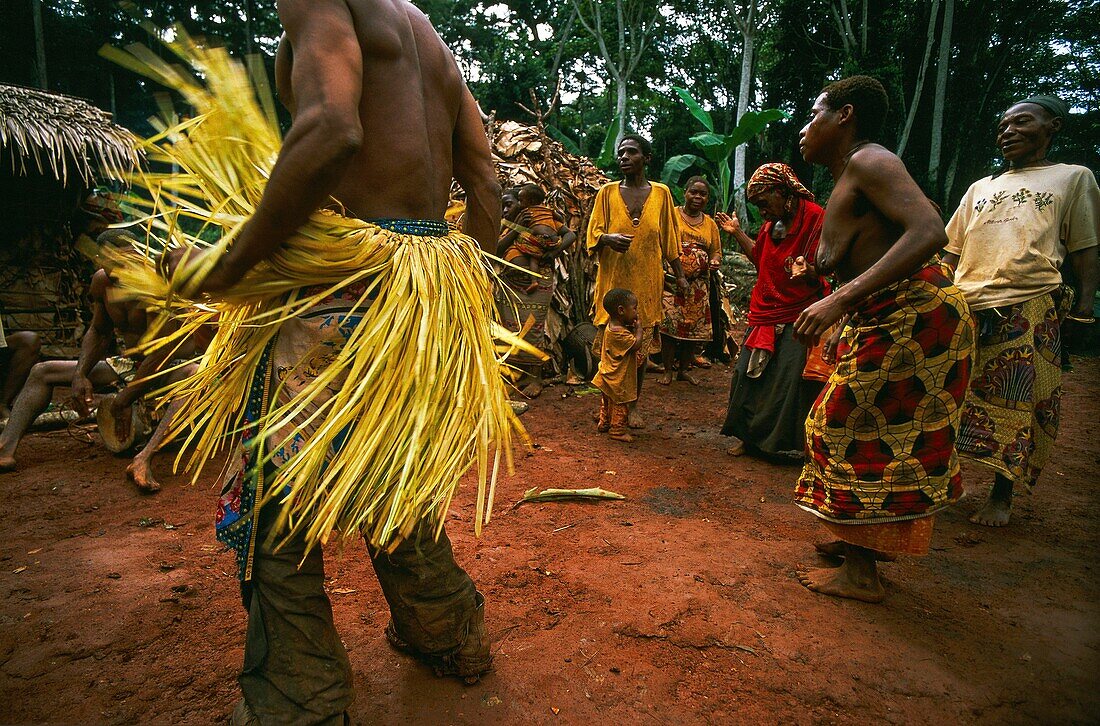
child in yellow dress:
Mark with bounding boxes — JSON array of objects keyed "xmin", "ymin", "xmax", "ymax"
[{"xmin": 593, "ymin": 288, "xmax": 645, "ymax": 442}]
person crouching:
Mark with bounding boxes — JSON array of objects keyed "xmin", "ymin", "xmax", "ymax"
[{"xmin": 593, "ymin": 288, "xmax": 645, "ymax": 442}]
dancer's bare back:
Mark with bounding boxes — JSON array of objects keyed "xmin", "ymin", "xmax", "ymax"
[{"xmin": 275, "ymin": 0, "xmax": 482, "ymax": 223}]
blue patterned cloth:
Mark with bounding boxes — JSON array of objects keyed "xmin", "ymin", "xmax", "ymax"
[{"xmin": 368, "ymin": 218, "xmax": 450, "ymax": 236}]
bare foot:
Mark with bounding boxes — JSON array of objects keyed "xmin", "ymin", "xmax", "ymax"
[
  {"xmin": 677, "ymin": 371, "xmax": 700, "ymax": 385},
  {"xmin": 627, "ymin": 410, "xmax": 646, "ymax": 429},
  {"xmin": 814, "ymin": 540, "xmax": 896, "ymax": 562},
  {"xmin": 127, "ymin": 460, "xmax": 161, "ymax": 493},
  {"xmin": 610, "ymin": 431, "xmax": 635, "ymax": 442},
  {"xmin": 521, "ymin": 380, "xmax": 544, "ymax": 398},
  {"xmin": 0, "ymin": 455, "xmax": 16, "ymax": 473},
  {"xmin": 726, "ymin": 438, "xmax": 745, "ymax": 456},
  {"xmin": 657, "ymin": 372, "xmax": 673, "ymax": 386},
  {"xmin": 693, "ymin": 355, "xmax": 712, "ymax": 369},
  {"xmin": 970, "ymin": 497, "xmax": 1011, "ymax": 527},
  {"xmin": 799, "ymin": 562, "xmax": 885, "ymax": 603}
]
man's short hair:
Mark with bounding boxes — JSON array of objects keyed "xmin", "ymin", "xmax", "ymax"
[
  {"xmin": 822, "ymin": 76, "xmax": 889, "ymax": 140},
  {"xmin": 96, "ymin": 228, "xmax": 139, "ymax": 249},
  {"xmin": 518, "ymin": 183, "xmax": 546, "ymax": 204},
  {"xmin": 602, "ymin": 287, "xmax": 636, "ymax": 315},
  {"xmin": 619, "ymin": 132, "xmax": 652, "ymax": 157}
]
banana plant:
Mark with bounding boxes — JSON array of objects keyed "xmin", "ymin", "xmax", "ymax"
[{"xmin": 661, "ymin": 87, "xmax": 788, "ymax": 213}]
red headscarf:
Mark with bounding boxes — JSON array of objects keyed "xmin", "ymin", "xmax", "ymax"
[{"xmin": 746, "ymin": 163, "xmax": 814, "ymax": 202}]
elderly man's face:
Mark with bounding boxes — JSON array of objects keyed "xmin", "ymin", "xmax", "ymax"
[{"xmin": 997, "ymin": 102, "xmax": 1060, "ymax": 164}]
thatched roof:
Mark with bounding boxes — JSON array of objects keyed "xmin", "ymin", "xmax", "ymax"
[{"xmin": 0, "ymin": 84, "xmax": 139, "ymax": 186}]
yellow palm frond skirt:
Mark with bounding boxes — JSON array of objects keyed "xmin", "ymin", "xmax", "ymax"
[{"xmin": 100, "ymin": 29, "xmax": 537, "ymax": 563}]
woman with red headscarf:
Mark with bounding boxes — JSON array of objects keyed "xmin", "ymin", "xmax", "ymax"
[{"xmin": 717, "ymin": 163, "xmax": 829, "ymax": 458}]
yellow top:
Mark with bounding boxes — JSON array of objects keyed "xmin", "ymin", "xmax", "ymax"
[
  {"xmin": 586, "ymin": 181, "xmax": 682, "ymax": 326},
  {"xmin": 945, "ymin": 163, "xmax": 1099, "ymax": 311},
  {"xmin": 592, "ymin": 326, "xmax": 639, "ymax": 404}
]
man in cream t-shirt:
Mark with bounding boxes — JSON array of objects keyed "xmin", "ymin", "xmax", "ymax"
[{"xmin": 944, "ymin": 94, "xmax": 1099, "ymax": 527}]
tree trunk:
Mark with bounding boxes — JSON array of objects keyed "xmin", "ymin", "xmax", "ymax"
[
  {"xmin": 615, "ymin": 78, "xmax": 628, "ymax": 146},
  {"xmin": 897, "ymin": 0, "xmax": 940, "ymax": 157},
  {"xmin": 31, "ymin": 0, "xmax": 47, "ymax": 89},
  {"xmin": 928, "ymin": 0, "xmax": 954, "ymax": 201},
  {"xmin": 733, "ymin": 28, "xmax": 754, "ymax": 218}
]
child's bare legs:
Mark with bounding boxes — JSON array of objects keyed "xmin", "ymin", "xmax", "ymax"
[
  {"xmin": 609, "ymin": 400, "xmax": 633, "ymax": 442},
  {"xmin": 596, "ymin": 395, "xmax": 611, "ymax": 433}
]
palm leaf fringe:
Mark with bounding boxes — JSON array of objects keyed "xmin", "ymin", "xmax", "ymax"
[{"xmin": 102, "ymin": 27, "xmax": 543, "ymax": 553}]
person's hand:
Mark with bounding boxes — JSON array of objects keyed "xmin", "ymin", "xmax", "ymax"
[
  {"xmin": 821, "ymin": 324, "xmax": 844, "ymax": 365},
  {"xmin": 714, "ymin": 211, "xmax": 740, "ymax": 234},
  {"xmin": 71, "ymin": 374, "xmax": 95, "ymax": 417},
  {"xmin": 794, "ymin": 295, "xmax": 847, "ymax": 347},
  {"xmin": 1063, "ymin": 314, "xmax": 1095, "ymax": 357},
  {"xmin": 790, "ymin": 255, "xmax": 811, "ymax": 279},
  {"xmin": 602, "ymin": 233, "xmax": 634, "ymax": 253},
  {"xmin": 676, "ymin": 275, "xmax": 690, "ymax": 296},
  {"xmin": 709, "ymin": 256, "xmax": 722, "ymax": 271},
  {"xmin": 109, "ymin": 395, "xmax": 132, "ymax": 444}
]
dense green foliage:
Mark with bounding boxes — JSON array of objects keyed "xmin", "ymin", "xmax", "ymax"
[{"xmin": 4, "ymin": 0, "xmax": 1096, "ymax": 213}]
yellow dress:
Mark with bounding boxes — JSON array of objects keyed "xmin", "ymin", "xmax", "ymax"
[
  {"xmin": 586, "ymin": 182, "xmax": 682, "ymax": 328},
  {"xmin": 591, "ymin": 326, "xmax": 639, "ymax": 404}
]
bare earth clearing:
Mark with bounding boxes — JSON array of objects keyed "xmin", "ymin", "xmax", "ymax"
[{"xmin": 1, "ymin": 359, "xmax": 1098, "ymax": 724}]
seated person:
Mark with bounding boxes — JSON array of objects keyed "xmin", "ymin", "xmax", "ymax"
[
  {"xmin": 498, "ymin": 184, "xmax": 574, "ymax": 293},
  {"xmin": 0, "ymin": 320, "xmax": 41, "ymax": 420},
  {"xmin": 0, "ymin": 230, "xmax": 203, "ymax": 492}
]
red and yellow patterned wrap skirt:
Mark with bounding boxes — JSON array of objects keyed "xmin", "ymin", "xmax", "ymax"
[{"xmin": 795, "ymin": 265, "xmax": 975, "ymax": 525}]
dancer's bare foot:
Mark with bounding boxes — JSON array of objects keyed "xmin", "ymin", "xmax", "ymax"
[
  {"xmin": 725, "ymin": 438, "xmax": 745, "ymax": 456},
  {"xmin": 677, "ymin": 371, "xmax": 700, "ymax": 385},
  {"xmin": 627, "ymin": 410, "xmax": 646, "ymax": 429},
  {"xmin": 126, "ymin": 459, "xmax": 161, "ymax": 493},
  {"xmin": 970, "ymin": 497, "xmax": 1011, "ymax": 527},
  {"xmin": 657, "ymin": 372, "xmax": 673, "ymax": 386},
  {"xmin": 799, "ymin": 553, "xmax": 885, "ymax": 603},
  {"xmin": 814, "ymin": 540, "xmax": 896, "ymax": 562}
]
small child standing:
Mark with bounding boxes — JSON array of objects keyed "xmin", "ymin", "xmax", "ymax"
[
  {"xmin": 593, "ymin": 288, "xmax": 645, "ymax": 442},
  {"xmin": 501, "ymin": 184, "xmax": 563, "ymax": 293}
]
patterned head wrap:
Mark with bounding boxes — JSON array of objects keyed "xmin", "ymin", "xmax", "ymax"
[{"xmin": 747, "ymin": 163, "xmax": 814, "ymax": 202}]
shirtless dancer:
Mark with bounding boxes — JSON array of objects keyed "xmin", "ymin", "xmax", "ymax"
[
  {"xmin": 164, "ymin": 1, "xmax": 501, "ymax": 721},
  {"xmin": 791, "ymin": 76, "xmax": 974, "ymax": 602},
  {"xmin": 0, "ymin": 230, "xmax": 199, "ymax": 492}
]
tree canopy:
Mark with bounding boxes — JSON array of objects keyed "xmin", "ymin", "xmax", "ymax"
[{"xmin": 4, "ymin": 0, "xmax": 1096, "ymax": 213}]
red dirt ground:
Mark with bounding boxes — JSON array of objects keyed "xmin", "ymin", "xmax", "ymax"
[{"xmin": 1, "ymin": 358, "xmax": 1098, "ymax": 724}]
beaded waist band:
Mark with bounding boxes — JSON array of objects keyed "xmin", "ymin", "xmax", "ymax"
[{"xmin": 368, "ymin": 218, "xmax": 451, "ymax": 237}]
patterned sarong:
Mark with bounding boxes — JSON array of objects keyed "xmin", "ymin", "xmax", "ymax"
[
  {"xmin": 955, "ymin": 289, "xmax": 1070, "ymax": 488},
  {"xmin": 659, "ymin": 242, "xmax": 713, "ymax": 342},
  {"xmin": 795, "ymin": 265, "xmax": 975, "ymax": 524}
]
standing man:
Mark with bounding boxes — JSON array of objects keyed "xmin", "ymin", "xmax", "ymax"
[
  {"xmin": 586, "ymin": 133, "xmax": 688, "ymax": 428},
  {"xmin": 165, "ymin": 1, "xmax": 502, "ymax": 722},
  {"xmin": 943, "ymin": 95, "xmax": 1099, "ymax": 527},
  {"xmin": 792, "ymin": 76, "xmax": 974, "ymax": 603}
]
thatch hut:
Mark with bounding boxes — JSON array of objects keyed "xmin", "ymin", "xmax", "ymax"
[{"xmin": 0, "ymin": 84, "xmax": 138, "ymax": 355}]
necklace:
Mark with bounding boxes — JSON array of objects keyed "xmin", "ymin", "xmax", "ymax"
[
  {"xmin": 679, "ymin": 207, "xmax": 704, "ymax": 226},
  {"xmin": 838, "ymin": 140, "xmax": 872, "ymax": 179},
  {"xmin": 622, "ymin": 181, "xmax": 650, "ymax": 226}
]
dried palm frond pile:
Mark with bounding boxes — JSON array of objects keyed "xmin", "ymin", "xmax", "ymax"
[
  {"xmin": 101, "ymin": 29, "xmax": 539, "ymax": 553},
  {"xmin": 0, "ymin": 84, "xmax": 138, "ymax": 185},
  {"xmin": 450, "ymin": 121, "xmax": 607, "ymax": 366}
]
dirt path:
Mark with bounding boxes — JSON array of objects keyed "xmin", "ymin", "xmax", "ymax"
[{"xmin": 1, "ymin": 359, "xmax": 1097, "ymax": 724}]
